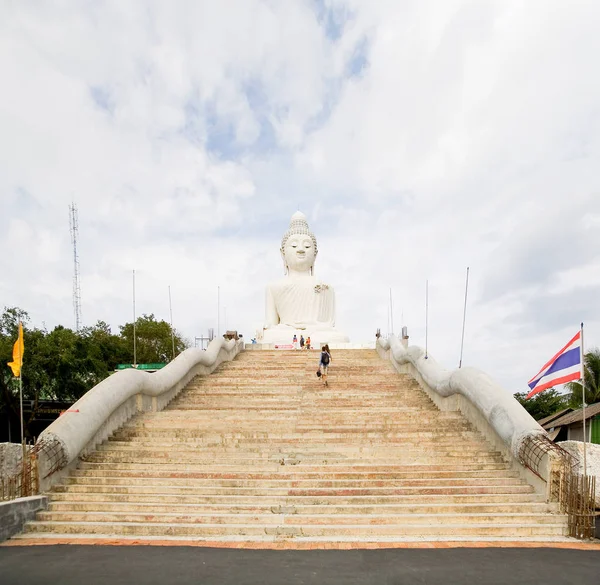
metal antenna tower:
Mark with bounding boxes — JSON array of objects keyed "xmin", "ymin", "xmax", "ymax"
[{"xmin": 69, "ymin": 203, "xmax": 82, "ymax": 331}]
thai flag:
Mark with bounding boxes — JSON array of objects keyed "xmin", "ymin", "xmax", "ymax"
[{"xmin": 527, "ymin": 331, "xmax": 582, "ymax": 399}]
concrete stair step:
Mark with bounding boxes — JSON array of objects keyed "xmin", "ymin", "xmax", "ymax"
[
  {"xmin": 52, "ymin": 484, "xmax": 535, "ymax": 496},
  {"xmin": 144, "ymin": 407, "xmax": 460, "ymax": 415},
  {"xmin": 23, "ymin": 521, "xmax": 567, "ymax": 537},
  {"xmin": 111, "ymin": 431, "xmax": 484, "ymax": 442},
  {"xmin": 64, "ymin": 476, "xmax": 527, "ymax": 488},
  {"xmin": 71, "ymin": 469, "xmax": 521, "ymax": 480},
  {"xmin": 47, "ymin": 501, "xmax": 557, "ymax": 515},
  {"xmin": 77, "ymin": 462, "xmax": 515, "ymax": 472},
  {"xmin": 83, "ymin": 456, "xmax": 507, "ymax": 466},
  {"xmin": 47, "ymin": 492, "xmax": 547, "ymax": 505},
  {"xmin": 121, "ymin": 425, "xmax": 475, "ymax": 435},
  {"xmin": 35, "ymin": 511, "xmax": 566, "ymax": 526},
  {"xmin": 95, "ymin": 441, "xmax": 495, "ymax": 453}
]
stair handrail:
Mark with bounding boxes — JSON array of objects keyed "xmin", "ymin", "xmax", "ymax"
[
  {"xmin": 36, "ymin": 337, "xmax": 243, "ymax": 486},
  {"xmin": 377, "ymin": 335, "xmax": 567, "ymax": 482}
]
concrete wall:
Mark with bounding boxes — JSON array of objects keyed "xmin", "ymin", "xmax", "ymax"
[
  {"xmin": 558, "ymin": 441, "xmax": 600, "ymax": 508},
  {"xmin": 377, "ymin": 335, "xmax": 556, "ymax": 496},
  {"xmin": 36, "ymin": 337, "xmax": 243, "ymax": 491},
  {"xmin": 0, "ymin": 443, "xmax": 26, "ymax": 478},
  {"xmin": 0, "ymin": 496, "xmax": 47, "ymax": 542}
]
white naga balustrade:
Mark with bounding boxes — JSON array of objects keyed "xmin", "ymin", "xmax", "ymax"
[
  {"xmin": 36, "ymin": 338, "xmax": 243, "ymax": 490},
  {"xmin": 377, "ymin": 334, "xmax": 564, "ymax": 498}
]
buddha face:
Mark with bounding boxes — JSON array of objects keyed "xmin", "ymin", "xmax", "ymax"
[{"xmin": 282, "ymin": 234, "xmax": 316, "ymax": 273}]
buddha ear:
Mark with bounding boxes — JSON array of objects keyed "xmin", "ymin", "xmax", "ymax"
[{"xmin": 280, "ymin": 249, "xmax": 288, "ymax": 275}]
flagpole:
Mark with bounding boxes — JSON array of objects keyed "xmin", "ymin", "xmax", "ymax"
[
  {"xmin": 459, "ymin": 267, "xmax": 470, "ymax": 368},
  {"xmin": 17, "ymin": 319, "xmax": 26, "ymax": 480},
  {"xmin": 580, "ymin": 322, "xmax": 587, "ymax": 477},
  {"xmin": 389, "ymin": 288, "xmax": 394, "ymax": 336},
  {"xmin": 132, "ymin": 270, "xmax": 137, "ymax": 366},
  {"xmin": 19, "ymin": 367, "xmax": 24, "ymax": 447},
  {"xmin": 168, "ymin": 285, "xmax": 175, "ymax": 361},
  {"xmin": 217, "ymin": 286, "xmax": 220, "ymax": 339},
  {"xmin": 425, "ymin": 280, "xmax": 429, "ymax": 359}
]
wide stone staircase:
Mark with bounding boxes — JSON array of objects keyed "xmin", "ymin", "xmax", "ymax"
[{"xmin": 16, "ymin": 349, "xmax": 568, "ymax": 543}]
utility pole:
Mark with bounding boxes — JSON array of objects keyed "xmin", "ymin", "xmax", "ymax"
[
  {"xmin": 132, "ymin": 270, "xmax": 137, "ymax": 366},
  {"xmin": 168, "ymin": 285, "xmax": 176, "ymax": 360},
  {"xmin": 69, "ymin": 203, "xmax": 82, "ymax": 331}
]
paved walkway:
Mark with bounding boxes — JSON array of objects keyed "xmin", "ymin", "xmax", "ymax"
[{"xmin": 1, "ymin": 545, "xmax": 599, "ymax": 585}]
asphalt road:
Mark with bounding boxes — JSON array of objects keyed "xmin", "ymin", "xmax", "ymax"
[{"xmin": 1, "ymin": 546, "xmax": 599, "ymax": 585}]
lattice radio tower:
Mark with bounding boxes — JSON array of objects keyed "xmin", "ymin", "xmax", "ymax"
[{"xmin": 69, "ymin": 203, "xmax": 83, "ymax": 331}]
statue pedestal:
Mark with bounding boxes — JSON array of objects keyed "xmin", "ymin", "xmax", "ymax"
[{"xmin": 260, "ymin": 326, "xmax": 349, "ymax": 347}]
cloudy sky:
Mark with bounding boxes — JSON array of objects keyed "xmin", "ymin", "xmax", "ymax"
[{"xmin": 1, "ymin": 0, "xmax": 599, "ymax": 393}]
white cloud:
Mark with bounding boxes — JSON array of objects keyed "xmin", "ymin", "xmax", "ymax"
[{"xmin": 1, "ymin": 0, "xmax": 599, "ymax": 395}]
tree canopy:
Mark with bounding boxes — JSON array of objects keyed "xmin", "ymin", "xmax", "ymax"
[
  {"xmin": 513, "ymin": 388, "xmax": 570, "ymax": 421},
  {"xmin": 565, "ymin": 348, "xmax": 600, "ymax": 408},
  {"xmin": 1, "ymin": 307, "xmax": 189, "ymax": 438}
]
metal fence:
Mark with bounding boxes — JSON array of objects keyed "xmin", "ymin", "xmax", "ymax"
[
  {"xmin": 518, "ymin": 434, "xmax": 596, "ymax": 540},
  {"xmin": 563, "ymin": 471, "xmax": 596, "ymax": 539},
  {"xmin": 0, "ymin": 444, "xmax": 39, "ymax": 502}
]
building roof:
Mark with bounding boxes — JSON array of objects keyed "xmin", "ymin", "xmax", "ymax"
[
  {"xmin": 543, "ymin": 402, "xmax": 600, "ymax": 429},
  {"xmin": 537, "ymin": 408, "xmax": 573, "ymax": 427}
]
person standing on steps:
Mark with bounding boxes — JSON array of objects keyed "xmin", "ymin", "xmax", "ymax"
[
  {"xmin": 292, "ymin": 333, "xmax": 298, "ymax": 349},
  {"xmin": 319, "ymin": 344, "xmax": 332, "ymax": 386},
  {"xmin": 306, "ymin": 336, "xmax": 311, "ymax": 350},
  {"xmin": 300, "ymin": 335, "xmax": 305, "ymax": 349}
]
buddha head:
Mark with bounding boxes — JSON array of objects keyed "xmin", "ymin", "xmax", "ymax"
[{"xmin": 281, "ymin": 211, "xmax": 318, "ymax": 275}]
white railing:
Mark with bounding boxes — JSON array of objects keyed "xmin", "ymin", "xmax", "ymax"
[
  {"xmin": 376, "ymin": 335, "xmax": 566, "ymax": 493},
  {"xmin": 36, "ymin": 337, "xmax": 243, "ymax": 490}
]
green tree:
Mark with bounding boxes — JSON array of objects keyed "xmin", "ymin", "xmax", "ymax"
[
  {"xmin": 514, "ymin": 388, "xmax": 570, "ymax": 421},
  {"xmin": 1, "ymin": 307, "xmax": 189, "ymax": 438},
  {"xmin": 565, "ymin": 348, "xmax": 600, "ymax": 408},
  {"xmin": 119, "ymin": 313, "xmax": 188, "ymax": 364},
  {"xmin": 79, "ymin": 321, "xmax": 130, "ymax": 374}
]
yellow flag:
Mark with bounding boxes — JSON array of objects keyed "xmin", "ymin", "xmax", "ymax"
[{"xmin": 7, "ymin": 322, "xmax": 24, "ymax": 378}]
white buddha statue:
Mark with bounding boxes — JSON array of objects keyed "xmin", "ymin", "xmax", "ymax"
[{"xmin": 260, "ymin": 211, "xmax": 349, "ymax": 345}]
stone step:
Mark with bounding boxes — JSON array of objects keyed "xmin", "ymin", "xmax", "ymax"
[
  {"xmin": 47, "ymin": 492, "xmax": 547, "ymax": 505},
  {"xmin": 52, "ymin": 484, "xmax": 535, "ymax": 496},
  {"xmin": 95, "ymin": 441, "xmax": 495, "ymax": 453},
  {"xmin": 112, "ymin": 429, "xmax": 483, "ymax": 439},
  {"xmin": 169, "ymin": 399, "xmax": 435, "ymax": 408},
  {"xmin": 71, "ymin": 468, "xmax": 521, "ymax": 480},
  {"xmin": 141, "ymin": 409, "xmax": 460, "ymax": 417},
  {"xmin": 47, "ymin": 501, "xmax": 556, "ymax": 515},
  {"xmin": 23, "ymin": 521, "xmax": 567, "ymax": 537},
  {"xmin": 123, "ymin": 424, "xmax": 474, "ymax": 433},
  {"xmin": 125, "ymin": 424, "xmax": 474, "ymax": 433},
  {"xmin": 83, "ymin": 455, "xmax": 507, "ymax": 466},
  {"xmin": 35, "ymin": 511, "xmax": 565, "ymax": 526},
  {"xmin": 86, "ymin": 446, "xmax": 505, "ymax": 457},
  {"xmin": 133, "ymin": 411, "xmax": 467, "ymax": 420},
  {"xmin": 78, "ymin": 462, "xmax": 515, "ymax": 473},
  {"xmin": 63, "ymin": 476, "xmax": 527, "ymax": 488}
]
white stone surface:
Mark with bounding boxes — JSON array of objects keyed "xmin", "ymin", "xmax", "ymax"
[
  {"xmin": 557, "ymin": 441, "xmax": 600, "ymax": 507},
  {"xmin": 0, "ymin": 443, "xmax": 26, "ymax": 478},
  {"xmin": 261, "ymin": 212, "xmax": 348, "ymax": 344}
]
